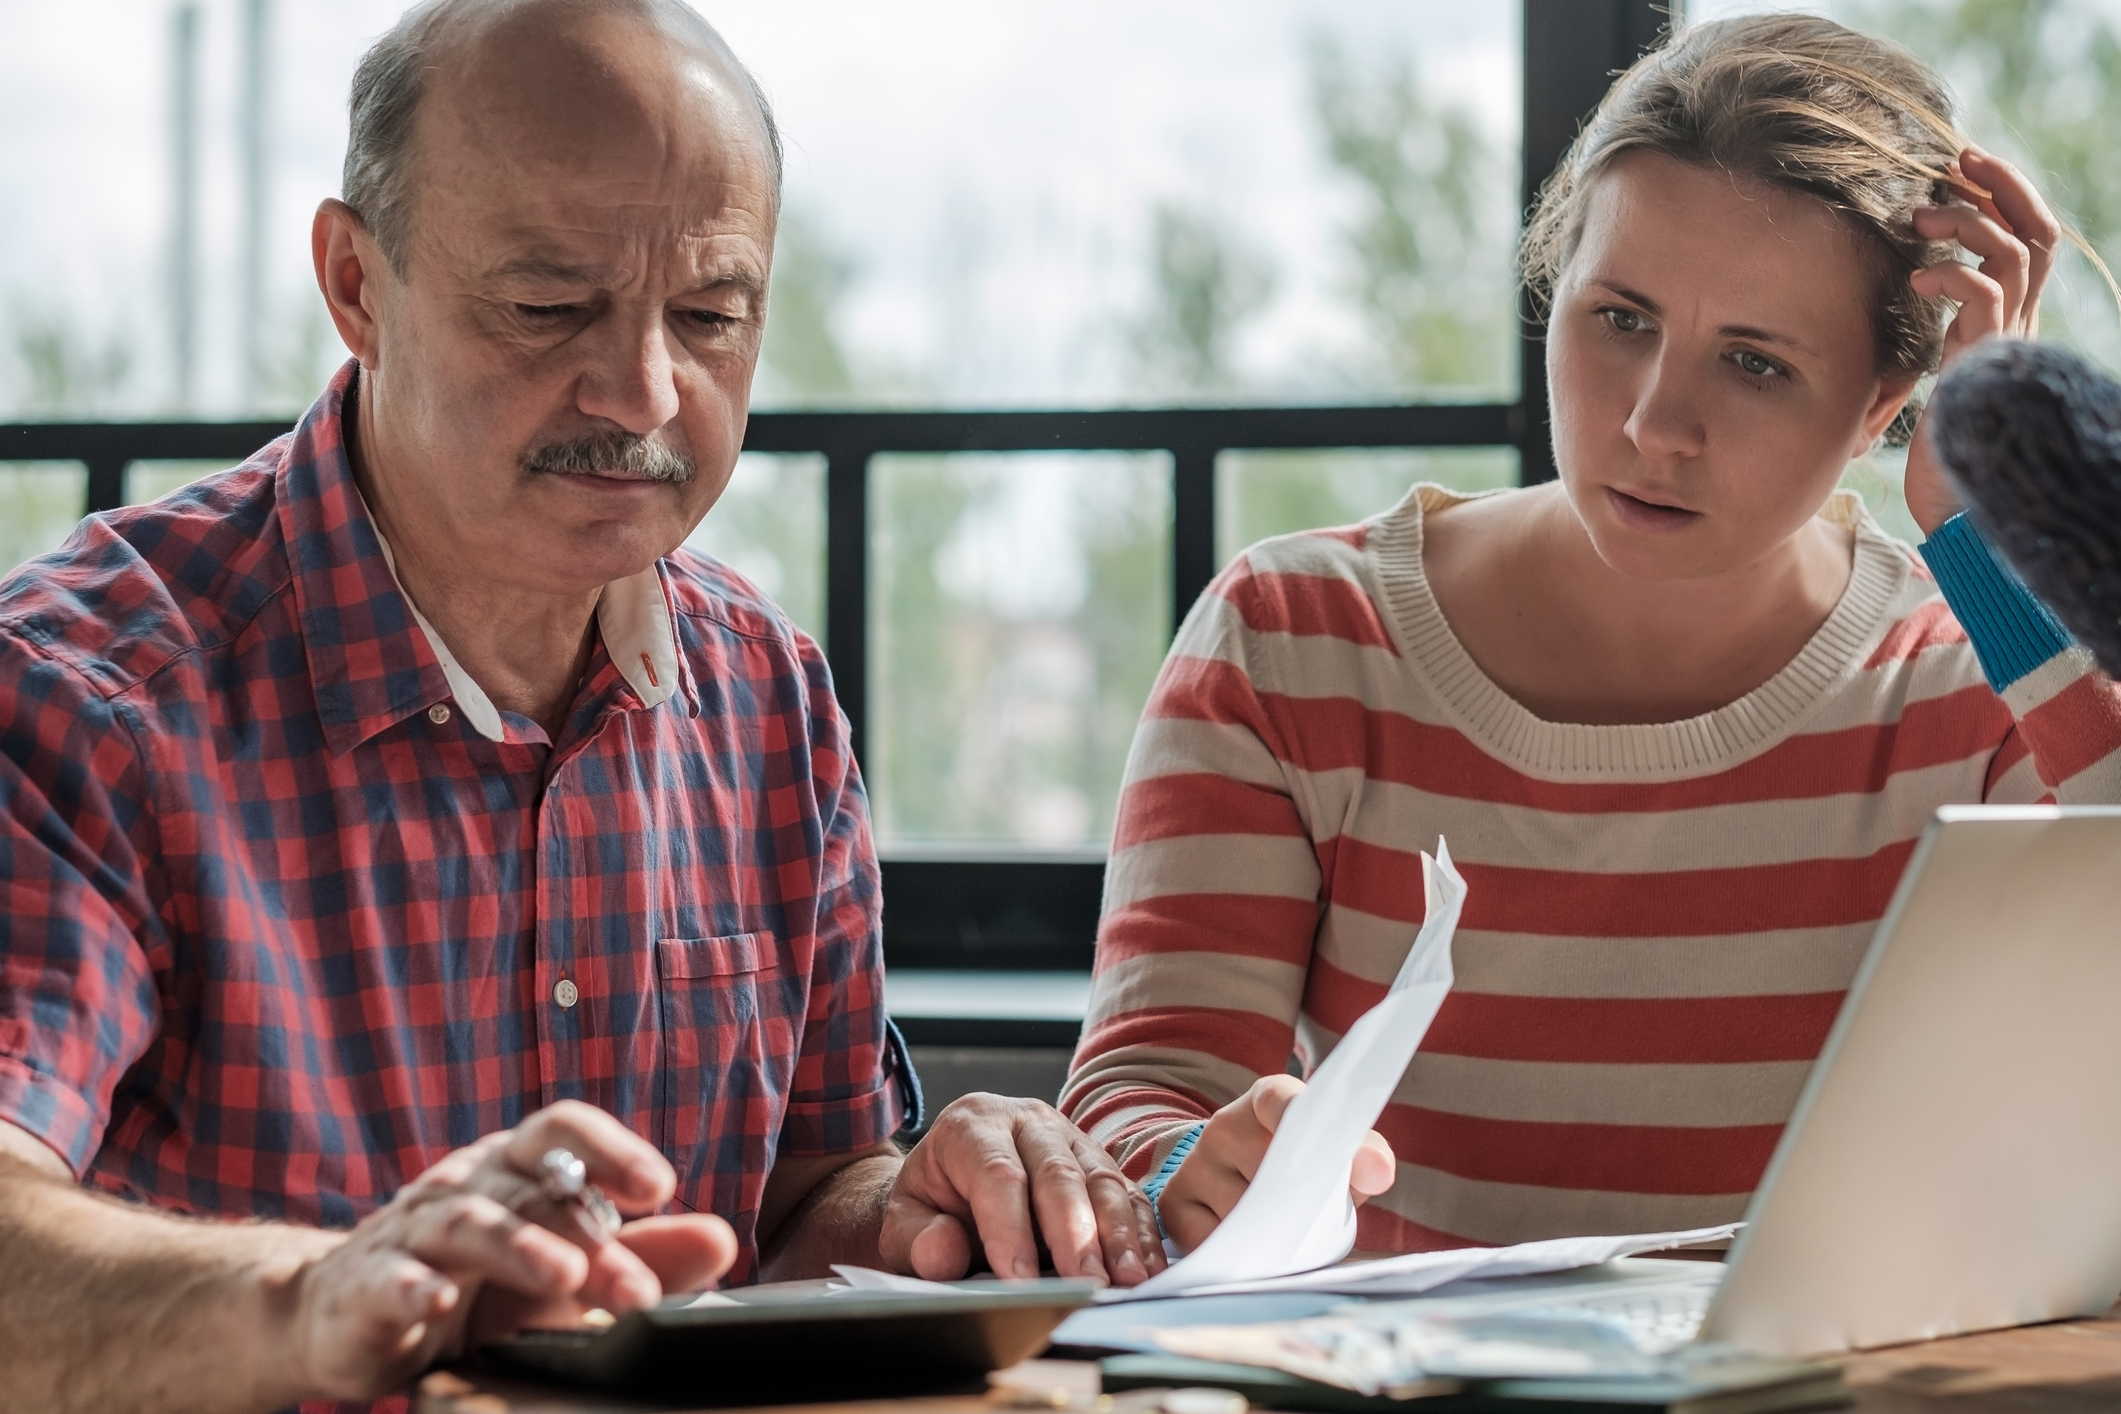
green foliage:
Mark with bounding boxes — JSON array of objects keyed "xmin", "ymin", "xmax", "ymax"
[
  {"xmin": 870, "ymin": 456, "xmax": 986, "ymax": 840},
  {"xmin": 757, "ymin": 206, "xmax": 859, "ymax": 406},
  {"xmin": 1308, "ymin": 33, "xmax": 1515, "ymax": 397},
  {"xmin": 1131, "ymin": 200, "xmax": 1272, "ymax": 398},
  {"xmin": 1218, "ymin": 448, "xmax": 1520, "ymax": 567},
  {"xmin": 868, "ymin": 453, "xmax": 1171, "ymax": 849},
  {"xmin": 2, "ymin": 305, "xmax": 133, "ymax": 417},
  {"xmin": 254, "ymin": 302, "xmax": 340, "ymax": 415},
  {"xmin": 684, "ymin": 453, "xmax": 827, "ymax": 644},
  {"xmin": 0, "ymin": 464, "xmax": 87, "ymax": 577}
]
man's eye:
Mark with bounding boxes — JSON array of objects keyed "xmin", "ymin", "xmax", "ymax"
[
  {"xmin": 515, "ymin": 303, "xmax": 579, "ymax": 319},
  {"xmin": 683, "ymin": 309, "xmax": 734, "ymax": 328},
  {"xmin": 1735, "ymin": 349, "xmax": 1785, "ymax": 378}
]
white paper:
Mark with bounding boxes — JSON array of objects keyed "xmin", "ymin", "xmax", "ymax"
[
  {"xmin": 828, "ymin": 1264, "xmax": 978, "ymax": 1294},
  {"xmin": 1124, "ymin": 842, "xmax": 1467, "ymax": 1299},
  {"xmin": 1177, "ymin": 1223, "xmax": 1742, "ymax": 1298}
]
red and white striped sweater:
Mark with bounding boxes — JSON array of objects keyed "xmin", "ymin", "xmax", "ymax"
[{"xmin": 1062, "ymin": 483, "xmax": 2121, "ymax": 1252}]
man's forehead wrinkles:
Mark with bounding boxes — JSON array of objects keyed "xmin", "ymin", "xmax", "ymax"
[{"xmin": 481, "ymin": 229, "xmax": 767, "ymax": 292}]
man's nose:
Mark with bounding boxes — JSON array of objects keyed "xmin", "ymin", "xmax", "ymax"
[
  {"xmin": 576, "ymin": 314, "xmax": 683, "ymax": 435},
  {"xmin": 1622, "ymin": 352, "xmax": 1708, "ymax": 461}
]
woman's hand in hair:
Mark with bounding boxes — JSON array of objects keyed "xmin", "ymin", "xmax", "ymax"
[
  {"xmin": 1156, "ymin": 1074, "xmax": 1397, "ymax": 1255},
  {"xmin": 1902, "ymin": 146, "xmax": 2064, "ymax": 536}
]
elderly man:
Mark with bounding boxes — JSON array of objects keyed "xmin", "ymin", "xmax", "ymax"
[{"xmin": 0, "ymin": 1, "xmax": 1162, "ymax": 1409}]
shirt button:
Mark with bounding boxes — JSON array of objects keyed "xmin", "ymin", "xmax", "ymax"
[
  {"xmin": 428, "ymin": 703, "xmax": 452, "ymax": 725},
  {"xmin": 553, "ymin": 978, "xmax": 579, "ymax": 1009}
]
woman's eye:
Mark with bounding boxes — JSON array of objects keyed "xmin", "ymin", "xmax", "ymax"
[
  {"xmin": 1735, "ymin": 349, "xmax": 1784, "ymax": 378},
  {"xmin": 1603, "ymin": 307, "xmax": 1645, "ymax": 333}
]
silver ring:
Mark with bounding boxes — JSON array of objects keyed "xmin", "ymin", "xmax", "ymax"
[
  {"xmin": 539, "ymin": 1147, "xmax": 588, "ymax": 1201},
  {"xmin": 536, "ymin": 1146, "xmax": 622, "ymax": 1235}
]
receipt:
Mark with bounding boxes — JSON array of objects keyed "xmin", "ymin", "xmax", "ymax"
[{"xmin": 1124, "ymin": 842, "xmax": 1466, "ymax": 1298}]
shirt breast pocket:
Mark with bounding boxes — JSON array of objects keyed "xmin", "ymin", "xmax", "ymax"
[{"xmin": 655, "ymin": 932, "xmax": 780, "ymax": 1196}]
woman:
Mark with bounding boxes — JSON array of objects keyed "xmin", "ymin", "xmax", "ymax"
[{"xmin": 1061, "ymin": 12, "xmax": 2121, "ymax": 1256}]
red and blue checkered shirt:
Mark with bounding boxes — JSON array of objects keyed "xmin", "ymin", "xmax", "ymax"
[{"xmin": 0, "ymin": 363, "xmax": 903, "ymax": 1286}]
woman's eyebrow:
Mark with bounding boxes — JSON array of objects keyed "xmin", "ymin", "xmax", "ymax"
[
  {"xmin": 1720, "ymin": 321, "xmax": 1814, "ymax": 354},
  {"xmin": 1589, "ymin": 280, "xmax": 1813, "ymax": 354},
  {"xmin": 1589, "ymin": 279, "xmax": 1664, "ymax": 315}
]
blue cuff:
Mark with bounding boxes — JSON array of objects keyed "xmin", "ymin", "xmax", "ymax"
[
  {"xmin": 1140, "ymin": 1123, "xmax": 1205, "ymax": 1237},
  {"xmin": 1920, "ymin": 513, "xmax": 2076, "ymax": 693}
]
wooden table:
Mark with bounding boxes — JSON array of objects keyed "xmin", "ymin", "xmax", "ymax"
[{"xmin": 416, "ymin": 1308, "xmax": 2121, "ymax": 1414}]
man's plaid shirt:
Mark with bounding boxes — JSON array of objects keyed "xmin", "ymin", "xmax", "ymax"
[{"xmin": 0, "ymin": 364, "xmax": 902, "ymax": 1283}]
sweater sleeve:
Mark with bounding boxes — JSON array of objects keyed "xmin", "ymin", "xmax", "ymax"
[
  {"xmin": 1920, "ymin": 513, "xmax": 2121, "ymax": 802},
  {"xmin": 1059, "ymin": 558, "xmax": 1324, "ymax": 1179}
]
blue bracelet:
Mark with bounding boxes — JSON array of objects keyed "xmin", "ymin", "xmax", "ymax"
[{"xmin": 1139, "ymin": 1123, "xmax": 1205, "ymax": 1236}]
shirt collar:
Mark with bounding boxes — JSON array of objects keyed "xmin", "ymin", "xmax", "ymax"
[
  {"xmin": 278, "ymin": 362, "xmax": 686, "ymax": 752},
  {"xmin": 365, "ymin": 506, "xmax": 681, "ymax": 743}
]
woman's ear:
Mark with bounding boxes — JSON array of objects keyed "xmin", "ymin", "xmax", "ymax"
[{"xmin": 1854, "ymin": 371, "xmax": 1922, "ymax": 458}]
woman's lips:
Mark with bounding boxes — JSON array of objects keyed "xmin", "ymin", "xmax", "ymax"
[{"xmin": 1605, "ymin": 486, "xmax": 1702, "ymax": 534}]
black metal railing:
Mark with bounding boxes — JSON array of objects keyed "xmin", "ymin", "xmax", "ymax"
[{"xmin": 0, "ymin": 0, "xmax": 1671, "ymax": 978}]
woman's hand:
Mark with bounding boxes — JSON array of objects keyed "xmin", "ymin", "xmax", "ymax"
[
  {"xmin": 1157, "ymin": 1075, "xmax": 1397, "ymax": 1255},
  {"xmin": 1902, "ymin": 146, "xmax": 2064, "ymax": 535}
]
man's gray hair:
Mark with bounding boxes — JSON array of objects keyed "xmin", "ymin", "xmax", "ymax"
[{"xmin": 342, "ymin": 0, "xmax": 784, "ymax": 276}]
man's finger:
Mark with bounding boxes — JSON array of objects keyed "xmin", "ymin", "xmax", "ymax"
[
  {"xmin": 1129, "ymin": 1184, "xmax": 1167, "ymax": 1276},
  {"xmin": 502, "ymin": 1100, "xmax": 674, "ymax": 1210},
  {"xmin": 928, "ymin": 1127, "xmax": 1042, "ymax": 1280},
  {"xmin": 905, "ymin": 1210, "xmax": 974, "ymax": 1281},
  {"xmin": 1067, "ymin": 1133, "xmax": 1150, "ymax": 1286},
  {"xmin": 573, "ymin": 1226, "xmax": 669, "ymax": 1312},
  {"xmin": 614, "ymin": 1214, "xmax": 740, "ymax": 1296},
  {"xmin": 400, "ymin": 1190, "xmax": 585, "ymax": 1297},
  {"xmin": 1016, "ymin": 1124, "xmax": 1105, "ymax": 1282}
]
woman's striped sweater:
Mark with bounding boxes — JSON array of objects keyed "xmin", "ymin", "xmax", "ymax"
[{"xmin": 1062, "ymin": 483, "xmax": 2121, "ymax": 1252}]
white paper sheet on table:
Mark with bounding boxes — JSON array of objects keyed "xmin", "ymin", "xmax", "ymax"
[
  {"xmin": 1173, "ymin": 1222, "xmax": 1742, "ymax": 1298},
  {"xmin": 1118, "ymin": 842, "xmax": 1468, "ymax": 1301},
  {"xmin": 828, "ymin": 1264, "xmax": 976, "ymax": 1294}
]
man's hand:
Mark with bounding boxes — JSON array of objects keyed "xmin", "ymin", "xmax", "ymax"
[
  {"xmin": 1158, "ymin": 1075, "xmax": 1396, "ymax": 1255},
  {"xmin": 288, "ymin": 1100, "xmax": 736, "ymax": 1402},
  {"xmin": 879, "ymin": 1094, "xmax": 1166, "ymax": 1287}
]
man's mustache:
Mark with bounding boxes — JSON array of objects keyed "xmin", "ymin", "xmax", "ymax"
[{"xmin": 521, "ymin": 431, "xmax": 696, "ymax": 484}]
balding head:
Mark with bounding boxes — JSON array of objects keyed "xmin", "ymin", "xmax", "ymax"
[
  {"xmin": 344, "ymin": 0, "xmax": 780, "ymax": 277},
  {"xmin": 311, "ymin": 0, "xmax": 783, "ymax": 614}
]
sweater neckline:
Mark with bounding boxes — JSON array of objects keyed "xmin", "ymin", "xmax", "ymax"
[{"xmin": 1367, "ymin": 483, "xmax": 1908, "ymax": 782}]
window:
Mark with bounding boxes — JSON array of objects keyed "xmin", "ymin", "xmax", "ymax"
[{"xmin": 48, "ymin": 3, "xmax": 2101, "ymax": 965}]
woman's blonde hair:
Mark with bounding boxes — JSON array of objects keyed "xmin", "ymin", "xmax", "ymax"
[{"xmin": 1522, "ymin": 13, "xmax": 1968, "ymax": 404}]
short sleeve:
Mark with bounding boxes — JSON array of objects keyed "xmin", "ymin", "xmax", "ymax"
[{"xmin": 0, "ymin": 634, "xmax": 163, "ymax": 1174}]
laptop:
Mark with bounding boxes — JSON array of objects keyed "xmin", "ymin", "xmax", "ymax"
[{"xmin": 1414, "ymin": 805, "xmax": 2121, "ymax": 1358}]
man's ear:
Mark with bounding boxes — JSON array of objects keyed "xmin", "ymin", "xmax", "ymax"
[
  {"xmin": 1855, "ymin": 370, "xmax": 1921, "ymax": 457},
  {"xmin": 312, "ymin": 199, "xmax": 391, "ymax": 368}
]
